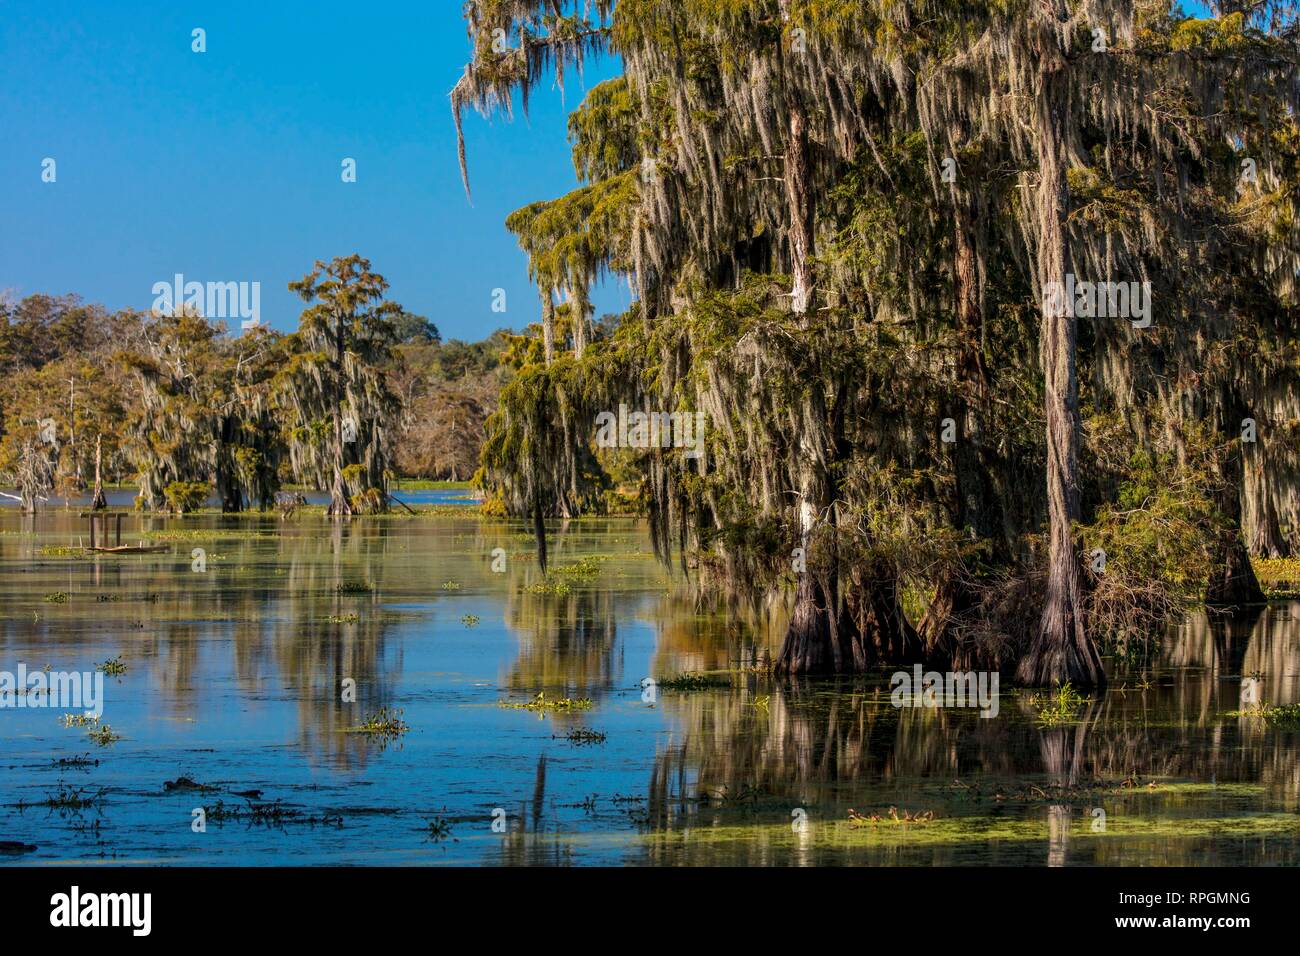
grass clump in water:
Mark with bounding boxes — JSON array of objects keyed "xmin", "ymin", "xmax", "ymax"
[
  {"xmin": 336, "ymin": 581, "xmax": 371, "ymax": 594},
  {"xmin": 1024, "ymin": 681, "xmax": 1092, "ymax": 727},
  {"xmin": 88, "ymin": 723, "xmax": 122, "ymax": 746},
  {"xmin": 499, "ymin": 692, "xmax": 593, "ymax": 713},
  {"xmin": 1226, "ymin": 701, "xmax": 1300, "ymax": 725},
  {"xmin": 97, "ymin": 656, "xmax": 127, "ymax": 677},
  {"xmin": 552, "ymin": 557, "xmax": 606, "ymax": 579},
  {"xmin": 43, "ymin": 591, "xmax": 70, "ymax": 604},
  {"xmin": 41, "ymin": 785, "xmax": 107, "ymax": 810},
  {"xmin": 657, "ymin": 672, "xmax": 730, "ymax": 691},
  {"xmin": 346, "ymin": 707, "xmax": 409, "ymax": 737},
  {"xmin": 558, "ymin": 728, "xmax": 607, "ymax": 745},
  {"xmin": 203, "ymin": 799, "xmax": 342, "ymax": 827}
]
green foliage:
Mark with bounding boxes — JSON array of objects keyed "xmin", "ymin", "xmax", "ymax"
[
  {"xmin": 1081, "ymin": 420, "xmax": 1223, "ymax": 646},
  {"xmin": 455, "ymin": 0, "xmax": 1300, "ymax": 683},
  {"xmin": 280, "ymin": 254, "xmax": 403, "ymax": 514},
  {"xmin": 1025, "ymin": 682, "xmax": 1093, "ymax": 727},
  {"xmin": 163, "ymin": 481, "xmax": 210, "ymax": 514}
]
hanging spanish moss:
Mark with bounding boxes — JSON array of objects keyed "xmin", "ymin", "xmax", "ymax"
[{"xmin": 457, "ymin": 0, "xmax": 1300, "ymax": 686}]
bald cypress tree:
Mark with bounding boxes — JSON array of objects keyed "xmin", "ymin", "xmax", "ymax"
[{"xmin": 455, "ymin": 0, "xmax": 1300, "ymax": 684}]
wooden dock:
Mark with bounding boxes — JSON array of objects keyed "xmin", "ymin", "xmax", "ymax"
[{"xmin": 77, "ymin": 511, "xmax": 168, "ymax": 554}]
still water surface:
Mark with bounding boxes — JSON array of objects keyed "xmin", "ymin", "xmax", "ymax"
[{"xmin": 2, "ymin": 507, "xmax": 1298, "ymax": 865}]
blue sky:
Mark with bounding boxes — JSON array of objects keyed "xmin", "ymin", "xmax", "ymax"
[
  {"xmin": 0, "ymin": 1, "xmax": 627, "ymax": 341},
  {"xmin": 0, "ymin": 3, "xmax": 1214, "ymax": 342}
]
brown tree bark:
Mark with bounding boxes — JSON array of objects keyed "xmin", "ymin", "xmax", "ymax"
[
  {"xmin": 1207, "ymin": 437, "xmax": 1267, "ymax": 607},
  {"xmin": 568, "ymin": 289, "xmax": 589, "ymax": 360},
  {"xmin": 920, "ymin": 192, "xmax": 994, "ymax": 667},
  {"xmin": 328, "ymin": 308, "xmax": 353, "ymax": 517},
  {"xmin": 1243, "ymin": 439, "xmax": 1286, "ymax": 558},
  {"xmin": 772, "ymin": 99, "xmax": 918, "ymax": 674},
  {"xmin": 90, "ymin": 434, "xmax": 107, "ymax": 511},
  {"xmin": 785, "ymin": 106, "xmax": 814, "ymax": 315},
  {"xmin": 1016, "ymin": 27, "xmax": 1105, "ymax": 688},
  {"xmin": 541, "ymin": 290, "xmax": 555, "ymax": 366}
]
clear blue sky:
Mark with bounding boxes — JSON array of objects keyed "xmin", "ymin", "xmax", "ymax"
[
  {"xmin": 0, "ymin": 1, "xmax": 628, "ymax": 341},
  {"xmin": 0, "ymin": 3, "xmax": 1214, "ymax": 342}
]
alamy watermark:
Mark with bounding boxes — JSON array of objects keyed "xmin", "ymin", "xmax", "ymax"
[
  {"xmin": 0, "ymin": 663, "xmax": 104, "ymax": 718},
  {"xmin": 151, "ymin": 273, "xmax": 261, "ymax": 329},
  {"xmin": 890, "ymin": 665, "xmax": 999, "ymax": 718},
  {"xmin": 1042, "ymin": 274, "xmax": 1151, "ymax": 329},
  {"xmin": 594, "ymin": 404, "xmax": 706, "ymax": 459}
]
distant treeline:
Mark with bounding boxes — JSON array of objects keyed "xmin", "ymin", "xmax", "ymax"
[{"xmin": 0, "ymin": 256, "xmax": 509, "ymax": 514}]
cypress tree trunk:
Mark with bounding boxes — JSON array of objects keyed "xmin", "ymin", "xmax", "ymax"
[
  {"xmin": 774, "ymin": 101, "xmax": 845, "ymax": 674},
  {"xmin": 1243, "ymin": 439, "xmax": 1286, "ymax": 558},
  {"xmin": 569, "ymin": 289, "xmax": 588, "ymax": 359},
  {"xmin": 786, "ymin": 106, "xmax": 814, "ymax": 315},
  {"xmin": 1206, "ymin": 437, "xmax": 1267, "ymax": 607},
  {"xmin": 328, "ymin": 309, "xmax": 352, "ymax": 517},
  {"xmin": 775, "ymin": 101, "xmax": 842, "ymax": 673},
  {"xmin": 850, "ymin": 559, "xmax": 924, "ymax": 664},
  {"xmin": 772, "ymin": 101, "xmax": 917, "ymax": 674},
  {"xmin": 541, "ymin": 290, "xmax": 555, "ymax": 366},
  {"xmin": 921, "ymin": 195, "xmax": 995, "ymax": 667},
  {"xmin": 1016, "ymin": 33, "xmax": 1104, "ymax": 688},
  {"xmin": 90, "ymin": 435, "xmax": 107, "ymax": 511}
]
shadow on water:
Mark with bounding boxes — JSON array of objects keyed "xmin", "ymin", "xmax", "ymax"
[{"xmin": 1, "ymin": 508, "xmax": 1298, "ymax": 865}]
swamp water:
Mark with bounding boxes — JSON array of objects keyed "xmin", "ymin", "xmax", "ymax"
[{"xmin": 1, "ymin": 508, "xmax": 1298, "ymax": 866}]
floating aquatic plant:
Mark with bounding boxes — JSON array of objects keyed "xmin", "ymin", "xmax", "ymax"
[
  {"xmin": 559, "ymin": 728, "xmax": 607, "ymax": 745},
  {"xmin": 848, "ymin": 807, "xmax": 935, "ymax": 827},
  {"xmin": 526, "ymin": 580, "xmax": 571, "ymax": 596},
  {"xmin": 1226, "ymin": 702, "xmax": 1300, "ymax": 726},
  {"xmin": 41, "ymin": 784, "xmax": 107, "ymax": 810},
  {"xmin": 1025, "ymin": 681, "xmax": 1092, "ymax": 727},
  {"xmin": 656, "ymin": 672, "xmax": 729, "ymax": 691},
  {"xmin": 498, "ymin": 692, "xmax": 593, "ymax": 713},
  {"xmin": 87, "ymin": 723, "xmax": 122, "ymax": 746},
  {"xmin": 97, "ymin": 656, "xmax": 127, "ymax": 677},
  {"xmin": 346, "ymin": 707, "xmax": 410, "ymax": 737}
]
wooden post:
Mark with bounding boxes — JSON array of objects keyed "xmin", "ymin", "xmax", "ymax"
[
  {"xmin": 89, "ymin": 513, "xmax": 96, "ymax": 549},
  {"xmin": 115, "ymin": 513, "xmax": 122, "ymax": 547}
]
